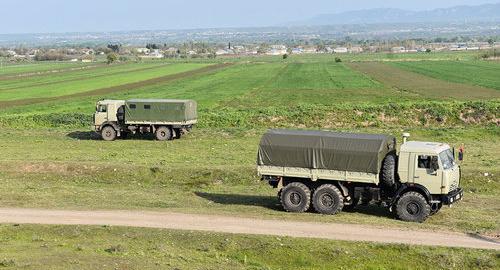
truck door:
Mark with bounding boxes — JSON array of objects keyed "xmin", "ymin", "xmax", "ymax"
[{"xmin": 412, "ymin": 154, "xmax": 442, "ymax": 194}]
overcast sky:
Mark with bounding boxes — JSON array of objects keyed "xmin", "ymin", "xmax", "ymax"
[{"xmin": 1, "ymin": 0, "xmax": 498, "ymax": 34}]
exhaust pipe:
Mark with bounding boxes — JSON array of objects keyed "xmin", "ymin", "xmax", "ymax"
[{"xmin": 402, "ymin": 132, "xmax": 410, "ymax": 144}]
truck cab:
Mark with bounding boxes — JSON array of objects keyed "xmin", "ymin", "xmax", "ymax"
[
  {"xmin": 93, "ymin": 100, "xmax": 125, "ymax": 129},
  {"xmin": 398, "ymin": 141, "xmax": 462, "ymax": 206}
]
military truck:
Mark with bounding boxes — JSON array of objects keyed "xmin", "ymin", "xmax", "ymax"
[
  {"xmin": 92, "ymin": 99, "xmax": 197, "ymax": 141},
  {"xmin": 257, "ymin": 129, "xmax": 463, "ymax": 222}
]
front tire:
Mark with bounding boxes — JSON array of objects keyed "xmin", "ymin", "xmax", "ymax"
[
  {"xmin": 312, "ymin": 184, "xmax": 344, "ymax": 215},
  {"xmin": 155, "ymin": 126, "xmax": 172, "ymax": 141},
  {"xmin": 396, "ymin": 191, "xmax": 430, "ymax": 222},
  {"xmin": 101, "ymin": 126, "xmax": 117, "ymax": 141},
  {"xmin": 280, "ymin": 182, "xmax": 311, "ymax": 213}
]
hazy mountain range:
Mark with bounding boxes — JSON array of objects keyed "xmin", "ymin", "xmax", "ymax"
[
  {"xmin": 0, "ymin": 3, "xmax": 498, "ymax": 47},
  {"xmin": 289, "ymin": 3, "xmax": 500, "ymax": 26}
]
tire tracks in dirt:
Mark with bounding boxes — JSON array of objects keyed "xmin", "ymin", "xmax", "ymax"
[
  {"xmin": 0, "ymin": 208, "xmax": 498, "ymax": 250},
  {"xmin": 0, "ymin": 63, "xmax": 233, "ymax": 108}
]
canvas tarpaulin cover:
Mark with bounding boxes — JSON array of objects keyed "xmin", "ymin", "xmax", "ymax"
[
  {"xmin": 257, "ymin": 129, "xmax": 396, "ymax": 174},
  {"xmin": 125, "ymin": 99, "xmax": 197, "ymax": 122}
]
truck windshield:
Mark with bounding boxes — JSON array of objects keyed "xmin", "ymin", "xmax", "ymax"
[{"xmin": 439, "ymin": 149, "xmax": 456, "ymax": 170}]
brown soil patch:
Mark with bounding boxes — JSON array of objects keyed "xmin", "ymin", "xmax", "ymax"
[{"xmin": 346, "ymin": 62, "xmax": 500, "ymax": 101}]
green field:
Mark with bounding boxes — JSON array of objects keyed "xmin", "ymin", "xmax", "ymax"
[
  {"xmin": 0, "ymin": 224, "xmax": 497, "ymax": 269},
  {"xmin": 0, "ymin": 52, "xmax": 499, "ymax": 268},
  {"xmin": 0, "ymin": 62, "xmax": 170, "ymax": 90},
  {"xmin": 388, "ymin": 61, "xmax": 500, "ymax": 90},
  {"xmin": 0, "ymin": 63, "xmax": 212, "ymax": 101},
  {"xmin": 0, "ymin": 62, "xmax": 97, "ymax": 76}
]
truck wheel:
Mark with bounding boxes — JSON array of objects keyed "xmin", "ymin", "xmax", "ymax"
[
  {"xmin": 396, "ymin": 191, "xmax": 430, "ymax": 222},
  {"xmin": 155, "ymin": 126, "xmax": 171, "ymax": 141},
  {"xmin": 280, "ymin": 182, "xmax": 311, "ymax": 213},
  {"xmin": 101, "ymin": 126, "xmax": 117, "ymax": 141},
  {"xmin": 430, "ymin": 202, "xmax": 442, "ymax": 216},
  {"xmin": 381, "ymin": 151, "xmax": 397, "ymax": 187},
  {"xmin": 312, "ymin": 184, "xmax": 344, "ymax": 215}
]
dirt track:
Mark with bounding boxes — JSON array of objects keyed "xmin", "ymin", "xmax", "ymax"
[{"xmin": 0, "ymin": 208, "xmax": 498, "ymax": 250}]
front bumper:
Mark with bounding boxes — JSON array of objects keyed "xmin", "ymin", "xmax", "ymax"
[{"xmin": 441, "ymin": 188, "xmax": 463, "ymax": 205}]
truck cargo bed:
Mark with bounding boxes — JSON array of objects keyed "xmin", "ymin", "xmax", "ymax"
[
  {"xmin": 257, "ymin": 129, "xmax": 396, "ymax": 174},
  {"xmin": 124, "ymin": 99, "xmax": 197, "ymax": 124}
]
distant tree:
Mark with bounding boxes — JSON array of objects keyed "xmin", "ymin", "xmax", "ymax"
[
  {"xmin": 282, "ymin": 53, "xmax": 288, "ymax": 59},
  {"xmin": 107, "ymin": 44, "xmax": 121, "ymax": 53},
  {"xmin": 107, "ymin": 52, "xmax": 118, "ymax": 64},
  {"xmin": 146, "ymin": 43, "xmax": 158, "ymax": 50},
  {"xmin": 426, "ymin": 48, "xmax": 431, "ymax": 53},
  {"xmin": 488, "ymin": 38, "xmax": 494, "ymax": 46}
]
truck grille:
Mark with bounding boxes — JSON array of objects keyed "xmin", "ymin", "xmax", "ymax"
[{"xmin": 449, "ymin": 180, "xmax": 458, "ymax": 192}]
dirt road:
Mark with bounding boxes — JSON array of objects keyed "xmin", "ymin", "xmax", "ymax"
[{"xmin": 0, "ymin": 208, "xmax": 498, "ymax": 250}]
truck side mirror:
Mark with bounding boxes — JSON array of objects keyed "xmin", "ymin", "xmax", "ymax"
[{"xmin": 458, "ymin": 144, "xmax": 464, "ymax": 161}]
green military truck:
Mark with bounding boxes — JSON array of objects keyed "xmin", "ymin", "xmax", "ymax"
[
  {"xmin": 92, "ymin": 99, "xmax": 197, "ymax": 141},
  {"xmin": 257, "ymin": 129, "xmax": 463, "ymax": 222}
]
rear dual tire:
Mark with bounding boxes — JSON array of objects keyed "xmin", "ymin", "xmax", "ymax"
[
  {"xmin": 312, "ymin": 184, "xmax": 344, "ymax": 215},
  {"xmin": 280, "ymin": 182, "xmax": 311, "ymax": 213}
]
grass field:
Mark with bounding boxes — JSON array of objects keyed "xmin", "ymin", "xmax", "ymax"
[
  {"xmin": 0, "ymin": 224, "xmax": 497, "ymax": 269},
  {"xmin": 0, "ymin": 63, "xmax": 212, "ymax": 101},
  {"xmin": 0, "ymin": 127, "xmax": 497, "ymax": 235},
  {"xmin": 347, "ymin": 62, "xmax": 500, "ymax": 101},
  {"xmin": 387, "ymin": 61, "xmax": 500, "ymax": 90},
  {"xmin": 0, "ymin": 52, "xmax": 499, "ymax": 267},
  {"xmin": 161, "ymin": 51, "xmax": 480, "ymax": 63},
  {"xmin": 0, "ymin": 62, "xmax": 170, "ymax": 90},
  {"xmin": 0, "ymin": 62, "xmax": 97, "ymax": 76}
]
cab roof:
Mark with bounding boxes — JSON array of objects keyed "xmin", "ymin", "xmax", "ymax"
[
  {"xmin": 400, "ymin": 141, "xmax": 450, "ymax": 154},
  {"xmin": 98, "ymin": 99, "xmax": 125, "ymax": 104}
]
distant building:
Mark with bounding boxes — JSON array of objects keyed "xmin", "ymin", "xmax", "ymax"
[
  {"xmin": 391, "ymin": 46, "xmax": 406, "ymax": 52},
  {"xmin": 136, "ymin": 48, "xmax": 150, "ymax": 53},
  {"xmin": 333, "ymin": 47, "xmax": 348, "ymax": 53},
  {"xmin": 82, "ymin": 49, "xmax": 95, "ymax": 55},
  {"xmin": 215, "ymin": 50, "xmax": 227, "ymax": 55},
  {"xmin": 350, "ymin": 47, "xmax": 363, "ymax": 53},
  {"xmin": 270, "ymin": 45, "xmax": 286, "ymax": 50},
  {"xmin": 266, "ymin": 49, "xmax": 285, "ymax": 55},
  {"xmin": 291, "ymin": 48, "xmax": 303, "ymax": 54}
]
